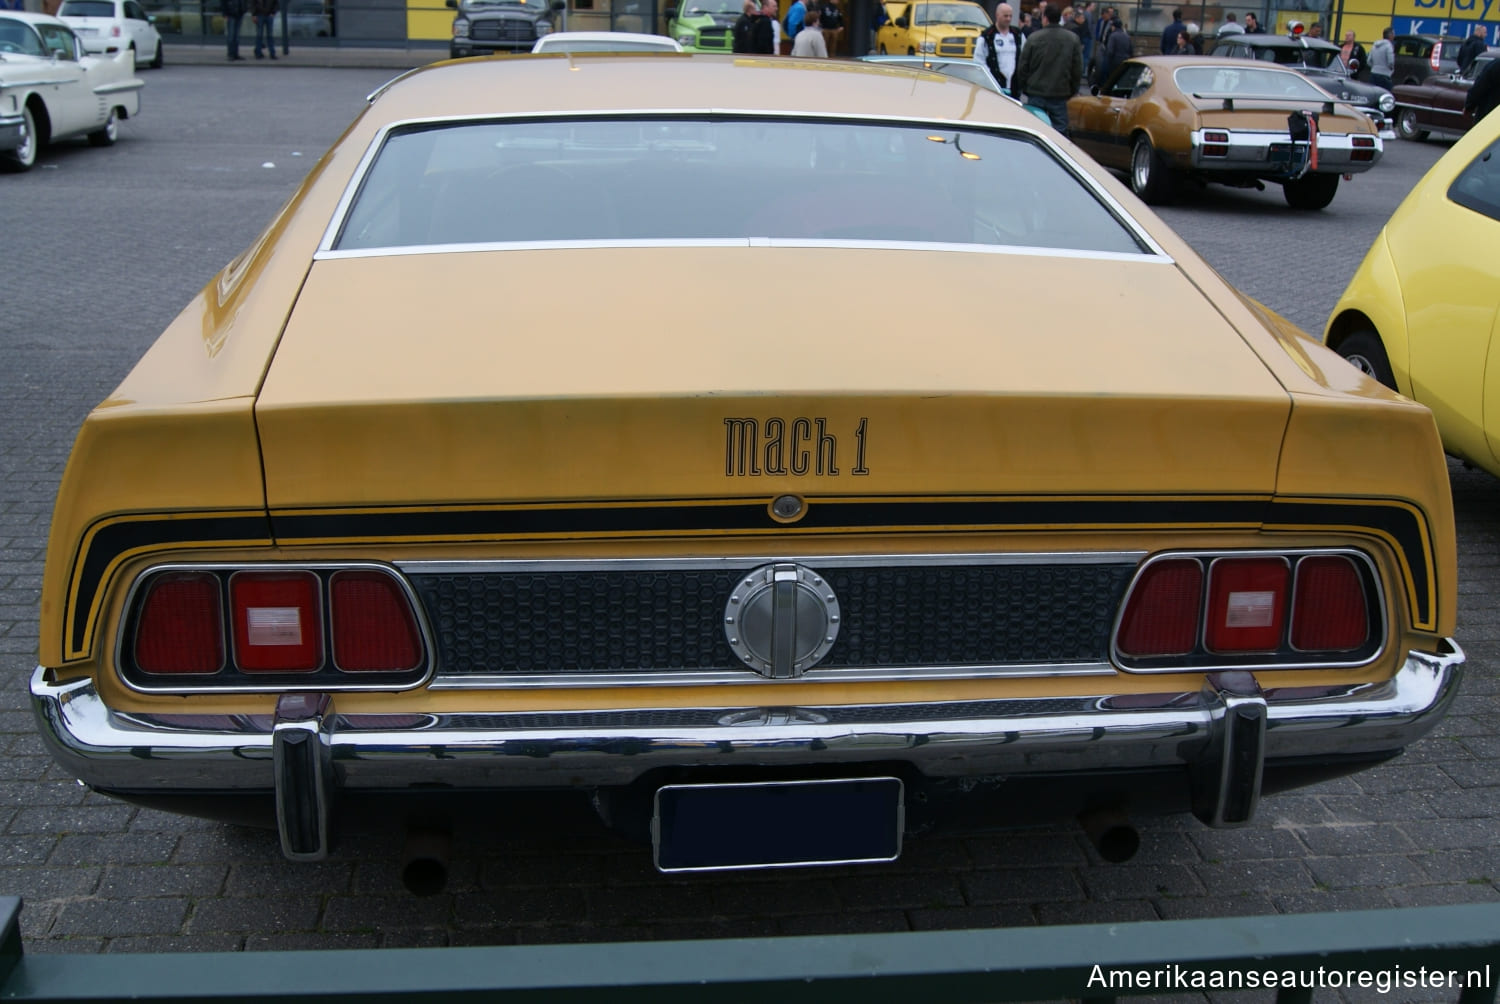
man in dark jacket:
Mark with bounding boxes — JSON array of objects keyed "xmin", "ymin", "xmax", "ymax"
[
  {"xmin": 1013, "ymin": 3, "xmax": 1082, "ymax": 133},
  {"xmin": 1458, "ymin": 26, "xmax": 1488, "ymax": 74},
  {"xmin": 222, "ymin": 0, "xmax": 246, "ymax": 60},
  {"xmin": 1159, "ymin": 7, "xmax": 1184, "ymax": 54},
  {"xmin": 732, "ymin": 0, "xmax": 758, "ymax": 52},
  {"xmin": 1097, "ymin": 15, "xmax": 1129, "ymax": 86},
  {"xmin": 250, "ymin": 0, "xmax": 278, "ymax": 59},
  {"xmin": 1465, "ymin": 53, "xmax": 1500, "ymax": 123},
  {"xmin": 1243, "ymin": 12, "xmax": 1263, "ymax": 33}
]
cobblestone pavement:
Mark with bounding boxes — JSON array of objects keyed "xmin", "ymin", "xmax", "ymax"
[{"xmin": 2, "ymin": 65, "xmax": 1496, "ymax": 970}]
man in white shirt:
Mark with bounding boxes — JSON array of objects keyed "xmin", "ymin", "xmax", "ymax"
[{"xmin": 974, "ymin": 2, "xmax": 1023, "ymax": 92}]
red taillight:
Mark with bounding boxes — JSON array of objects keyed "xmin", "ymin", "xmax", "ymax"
[
  {"xmin": 330, "ymin": 571, "xmax": 422, "ymax": 672},
  {"xmin": 134, "ymin": 573, "xmax": 223, "ymax": 674},
  {"xmin": 230, "ymin": 571, "xmax": 322, "ymax": 673},
  {"xmin": 1202, "ymin": 130, "xmax": 1230, "ymax": 157},
  {"xmin": 1431, "ymin": 42, "xmax": 1442, "ymax": 71},
  {"xmin": 1351, "ymin": 135, "xmax": 1375, "ymax": 162},
  {"xmin": 1205, "ymin": 558, "xmax": 1288, "ymax": 653},
  {"xmin": 1117, "ymin": 558, "xmax": 1203, "ymax": 657},
  {"xmin": 1291, "ymin": 555, "xmax": 1368, "ymax": 651}
]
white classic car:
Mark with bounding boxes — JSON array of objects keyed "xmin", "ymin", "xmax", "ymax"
[
  {"xmin": 0, "ymin": 11, "xmax": 143, "ymax": 172},
  {"xmin": 57, "ymin": 0, "xmax": 164, "ymax": 68}
]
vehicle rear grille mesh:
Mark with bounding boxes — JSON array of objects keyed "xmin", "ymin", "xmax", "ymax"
[{"xmin": 409, "ymin": 561, "xmax": 1133, "ymax": 678}]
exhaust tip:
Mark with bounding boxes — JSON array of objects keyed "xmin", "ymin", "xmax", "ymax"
[
  {"xmin": 1078, "ymin": 807, "xmax": 1140, "ymax": 864},
  {"xmin": 401, "ymin": 826, "xmax": 451, "ymax": 896}
]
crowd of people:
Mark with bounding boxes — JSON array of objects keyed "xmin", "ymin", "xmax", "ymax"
[
  {"xmin": 731, "ymin": 0, "xmax": 845, "ymax": 54},
  {"xmin": 724, "ymin": 0, "xmax": 1500, "ymax": 133}
]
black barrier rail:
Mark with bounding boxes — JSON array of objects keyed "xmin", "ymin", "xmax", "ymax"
[{"xmin": 1, "ymin": 895, "xmax": 1497, "ymax": 1003}]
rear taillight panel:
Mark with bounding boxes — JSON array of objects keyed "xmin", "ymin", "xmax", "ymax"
[
  {"xmin": 118, "ymin": 563, "xmax": 432, "ymax": 692},
  {"xmin": 1113, "ymin": 549, "xmax": 1384, "ymax": 672}
]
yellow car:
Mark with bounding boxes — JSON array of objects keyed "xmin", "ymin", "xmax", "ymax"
[
  {"xmin": 876, "ymin": 0, "xmax": 989, "ymax": 57},
  {"xmin": 1324, "ymin": 107, "xmax": 1500, "ymax": 478},
  {"xmin": 32, "ymin": 54, "xmax": 1462, "ymax": 879}
]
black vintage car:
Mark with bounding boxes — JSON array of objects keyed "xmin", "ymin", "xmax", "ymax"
[
  {"xmin": 1393, "ymin": 33, "xmax": 1464, "ymax": 86},
  {"xmin": 446, "ymin": 0, "xmax": 565, "ymax": 57},
  {"xmin": 1394, "ymin": 50, "xmax": 1498, "ymax": 140},
  {"xmin": 1210, "ymin": 33, "xmax": 1396, "ymax": 134}
]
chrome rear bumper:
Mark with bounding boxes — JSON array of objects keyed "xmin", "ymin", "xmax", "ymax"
[{"xmin": 32, "ymin": 640, "xmax": 1462, "ymax": 790}]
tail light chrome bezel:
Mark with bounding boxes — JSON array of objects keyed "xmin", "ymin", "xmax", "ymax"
[
  {"xmin": 1111, "ymin": 548, "xmax": 1386, "ymax": 674},
  {"xmin": 116, "ymin": 562, "xmax": 436, "ymax": 694}
]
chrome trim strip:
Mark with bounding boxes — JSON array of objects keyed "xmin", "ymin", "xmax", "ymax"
[
  {"xmin": 314, "ymin": 109, "xmax": 1170, "ymax": 259},
  {"xmin": 30, "ymin": 640, "xmax": 1464, "ymax": 792},
  {"xmin": 396, "ymin": 551, "xmax": 1147, "ymax": 575},
  {"xmin": 1111, "ymin": 548, "xmax": 1388, "ymax": 673},
  {"xmin": 115, "ymin": 562, "xmax": 438, "ymax": 696},
  {"xmin": 92, "ymin": 79, "xmax": 143, "ymax": 95},
  {"xmin": 425, "ymin": 661, "xmax": 1117, "ymax": 690}
]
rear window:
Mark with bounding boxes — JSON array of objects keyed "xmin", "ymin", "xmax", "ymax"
[
  {"xmin": 334, "ymin": 116, "xmax": 1148, "ymax": 255},
  {"xmin": 59, "ymin": 1, "xmax": 116, "ymax": 16},
  {"xmin": 1175, "ymin": 65, "xmax": 1331, "ymax": 100}
]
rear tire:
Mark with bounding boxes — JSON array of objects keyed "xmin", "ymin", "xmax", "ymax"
[
  {"xmin": 0, "ymin": 104, "xmax": 37, "ymax": 172},
  {"xmin": 1335, "ymin": 330, "xmax": 1397, "ymax": 391},
  {"xmin": 1282, "ymin": 172, "xmax": 1338, "ymax": 210},
  {"xmin": 87, "ymin": 109, "xmax": 119, "ymax": 147},
  {"xmin": 1396, "ymin": 107, "xmax": 1427, "ymax": 141},
  {"xmin": 150, "ymin": 38, "xmax": 163, "ymax": 68},
  {"xmin": 1129, "ymin": 135, "xmax": 1175, "ymax": 204}
]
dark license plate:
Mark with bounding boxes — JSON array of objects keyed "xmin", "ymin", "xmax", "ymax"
[{"xmin": 652, "ymin": 777, "xmax": 904, "ymax": 873}]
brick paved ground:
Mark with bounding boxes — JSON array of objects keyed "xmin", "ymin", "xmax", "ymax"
[{"xmin": 1, "ymin": 66, "xmax": 1495, "ymax": 990}]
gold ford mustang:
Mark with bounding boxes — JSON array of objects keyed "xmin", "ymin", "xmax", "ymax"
[
  {"xmin": 1324, "ymin": 105, "xmax": 1500, "ymax": 480},
  {"xmin": 32, "ymin": 54, "xmax": 1462, "ymax": 874},
  {"xmin": 1069, "ymin": 57, "xmax": 1383, "ymax": 209}
]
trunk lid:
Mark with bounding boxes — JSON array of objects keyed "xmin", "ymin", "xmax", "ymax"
[{"xmin": 254, "ymin": 246, "xmax": 1292, "ymax": 508}]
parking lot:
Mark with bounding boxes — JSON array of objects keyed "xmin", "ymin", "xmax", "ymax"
[{"xmin": 2, "ymin": 62, "xmax": 1498, "ymax": 957}]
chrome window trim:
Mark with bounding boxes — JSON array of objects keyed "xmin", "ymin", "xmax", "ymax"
[
  {"xmin": 116, "ymin": 562, "xmax": 438, "ymax": 695},
  {"xmin": 1111, "ymin": 548, "xmax": 1387, "ymax": 673},
  {"xmin": 313, "ymin": 240, "xmax": 1171, "ymax": 263},
  {"xmin": 315, "ymin": 109, "xmax": 1172, "ymax": 260},
  {"xmin": 404, "ymin": 551, "xmax": 1141, "ymax": 689}
]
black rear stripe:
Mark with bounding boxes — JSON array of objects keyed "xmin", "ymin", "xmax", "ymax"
[{"xmin": 63, "ymin": 496, "xmax": 1436, "ymax": 659}]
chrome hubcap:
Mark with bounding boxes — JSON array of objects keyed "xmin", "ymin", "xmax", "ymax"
[
  {"xmin": 1344, "ymin": 353, "xmax": 1377, "ymax": 376},
  {"xmin": 1132, "ymin": 146, "xmax": 1149, "ymax": 190}
]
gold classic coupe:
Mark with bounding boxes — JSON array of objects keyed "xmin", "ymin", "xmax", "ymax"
[
  {"xmin": 1324, "ymin": 103, "xmax": 1500, "ymax": 480},
  {"xmin": 32, "ymin": 53, "xmax": 1462, "ymax": 875},
  {"xmin": 1069, "ymin": 57, "xmax": 1383, "ymax": 209}
]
